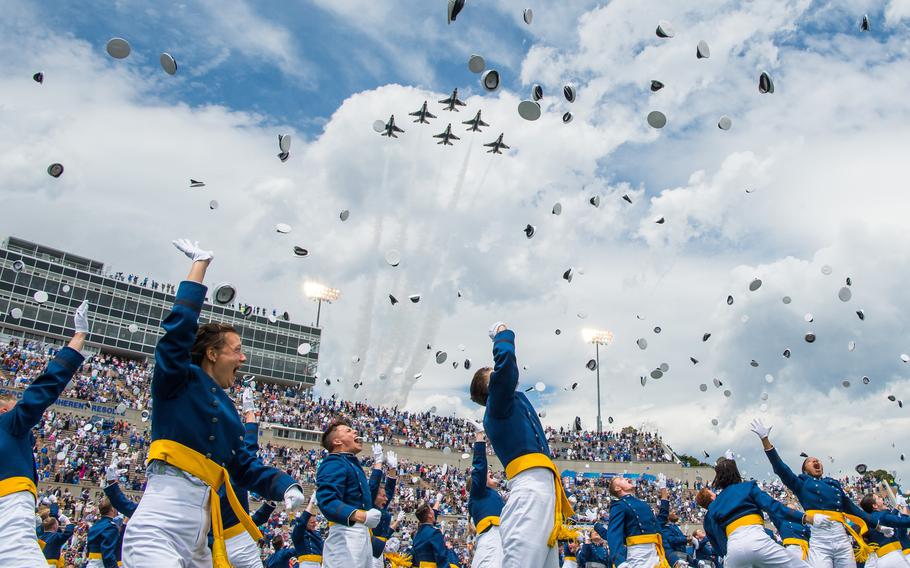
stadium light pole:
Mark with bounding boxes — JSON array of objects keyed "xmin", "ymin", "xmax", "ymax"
[
  {"xmin": 582, "ymin": 328, "xmax": 614, "ymax": 433},
  {"xmin": 303, "ymin": 281, "xmax": 341, "ymax": 327}
]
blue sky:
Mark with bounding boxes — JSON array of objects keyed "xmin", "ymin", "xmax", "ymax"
[{"xmin": 5, "ymin": 0, "xmax": 910, "ymax": 482}]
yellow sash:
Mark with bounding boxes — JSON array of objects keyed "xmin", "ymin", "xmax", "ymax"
[
  {"xmin": 88, "ymin": 552, "xmax": 102, "ymax": 559},
  {"xmin": 505, "ymin": 453, "xmax": 575, "ymax": 547},
  {"xmin": 384, "ymin": 552, "xmax": 413, "ymax": 567},
  {"xmin": 806, "ymin": 510, "xmax": 873, "ymax": 562},
  {"xmin": 725, "ymin": 514, "xmax": 763, "ymax": 537},
  {"xmin": 223, "ymin": 523, "xmax": 247, "ymax": 540},
  {"xmin": 46, "ymin": 559, "xmax": 64, "ymax": 567},
  {"xmin": 565, "ymin": 556, "xmax": 577, "ymax": 561},
  {"xmin": 626, "ymin": 533, "xmax": 671, "ymax": 568},
  {"xmin": 0, "ymin": 476, "xmax": 37, "ymax": 500},
  {"xmin": 297, "ymin": 554, "xmax": 323, "ymax": 563},
  {"xmin": 475, "ymin": 515, "xmax": 500, "ymax": 535},
  {"xmin": 875, "ymin": 541, "xmax": 903, "ymax": 558},
  {"xmin": 38, "ymin": 539, "xmax": 46, "ymax": 551},
  {"xmin": 783, "ymin": 538, "xmax": 809, "ymax": 560},
  {"xmin": 147, "ymin": 440, "xmax": 264, "ymax": 568}
]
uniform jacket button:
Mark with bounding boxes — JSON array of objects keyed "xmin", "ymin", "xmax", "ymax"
[
  {"xmin": 209, "ymin": 435, "xmax": 215, "ymax": 441},
  {"xmin": 212, "ymin": 417, "xmax": 218, "ymax": 423}
]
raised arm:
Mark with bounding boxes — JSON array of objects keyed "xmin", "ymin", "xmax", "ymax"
[
  {"xmin": 487, "ymin": 326, "xmax": 518, "ymax": 419},
  {"xmin": 250, "ymin": 501, "xmax": 276, "ymax": 526},
  {"xmin": 470, "ymin": 437, "xmax": 489, "ymax": 500},
  {"xmin": 873, "ymin": 510, "xmax": 910, "ymax": 529},
  {"xmin": 7, "ymin": 303, "xmax": 87, "ymax": 436},
  {"xmin": 840, "ymin": 490, "xmax": 874, "ymax": 526},
  {"xmin": 657, "ymin": 486, "xmax": 670, "ymax": 526},
  {"xmin": 369, "ymin": 444, "xmax": 384, "ymax": 503},
  {"xmin": 103, "ymin": 482, "xmax": 138, "ymax": 518},
  {"xmin": 152, "ymin": 240, "xmax": 212, "ymax": 399},
  {"xmin": 751, "ymin": 419, "xmax": 802, "ymax": 493}
]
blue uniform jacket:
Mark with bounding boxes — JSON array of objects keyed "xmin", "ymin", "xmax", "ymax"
[
  {"xmin": 103, "ymin": 481, "xmax": 139, "ymax": 518},
  {"xmin": 657, "ymin": 498, "xmax": 689, "ymax": 553},
  {"xmin": 151, "ymin": 281, "xmax": 295, "ymax": 501},
  {"xmin": 764, "ymin": 448, "xmax": 872, "ymax": 524},
  {"xmin": 410, "ymin": 523, "xmax": 449, "ymax": 566},
  {"xmin": 40, "ymin": 524, "xmax": 75, "ymax": 561},
  {"xmin": 87, "ymin": 516, "xmax": 120, "ymax": 568},
  {"xmin": 768, "ymin": 507, "xmax": 810, "ymax": 542},
  {"xmin": 703, "ymin": 480, "xmax": 803, "ymax": 557},
  {"xmin": 483, "ymin": 331, "xmax": 551, "ymax": 470},
  {"xmin": 371, "ymin": 510, "xmax": 394, "ymax": 557},
  {"xmin": 578, "ymin": 542, "xmax": 610, "ymax": 567},
  {"xmin": 605, "ymin": 494, "xmax": 661, "ymax": 567},
  {"xmin": 0, "ymin": 347, "xmax": 83, "ymax": 485},
  {"xmin": 694, "ymin": 536, "xmax": 716, "ymax": 562},
  {"xmin": 468, "ymin": 441, "xmax": 505, "ymax": 528},
  {"xmin": 292, "ymin": 511, "xmax": 324, "ymax": 557},
  {"xmin": 867, "ymin": 509, "xmax": 910, "ymax": 548},
  {"xmin": 316, "ymin": 451, "xmax": 371, "ymax": 525},
  {"xmin": 899, "ymin": 525, "xmax": 910, "ymax": 552},
  {"xmin": 265, "ymin": 547, "xmax": 296, "ymax": 568},
  {"xmin": 447, "ymin": 547, "xmax": 462, "ymax": 567}
]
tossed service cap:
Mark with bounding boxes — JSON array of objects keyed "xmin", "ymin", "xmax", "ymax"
[
  {"xmin": 213, "ymin": 283, "xmax": 237, "ymax": 305},
  {"xmin": 106, "ymin": 38, "xmax": 131, "ymax": 59},
  {"xmin": 160, "ymin": 52, "xmax": 177, "ymax": 75}
]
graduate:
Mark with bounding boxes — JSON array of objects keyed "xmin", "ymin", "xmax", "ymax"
[
  {"xmin": 39, "ymin": 513, "xmax": 76, "ymax": 568},
  {"xmin": 466, "ymin": 426, "xmax": 504, "ymax": 568},
  {"xmin": 470, "ymin": 322, "xmax": 574, "ymax": 568},
  {"xmin": 368, "ymin": 443, "xmax": 400, "ymax": 568},
  {"xmin": 577, "ymin": 530, "xmax": 610, "ymax": 568},
  {"xmin": 295, "ymin": 493, "xmax": 325, "ymax": 567},
  {"xmin": 86, "ymin": 498, "xmax": 122, "ymax": 568},
  {"xmin": 696, "ymin": 457, "xmax": 821, "ymax": 568},
  {"xmin": 751, "ymin": 419, "xmax": 875, "ymax": 568},
  {"xmin": 604, "ymin": 475, "xmax": 670, "ymax": 568},
  {"xmin": 769, "ymin": 501, "xmax": 812, "ymax": 561},
  {"xmin": 316, "ymin": 418, "xmax": 382, "ymax": 568},
  {"xmin": 656, "ymin": 477, "xmax": 690, "ymax": 567},
  {"xmin": 410, "ymin": 500, "xmax": 450, "ymax": 567},
  {"xmin": 0, "ymin": 301, "xmax": 88, "ymax": 566},
  {"xmin": 859, "ymin": 493, "xmax": 910, "ymax": 568},
  {"xmin": 122, "ymin": 240, "xmax": 304, "ymax": 568}
]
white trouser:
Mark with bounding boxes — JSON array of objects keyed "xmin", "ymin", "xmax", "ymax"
[
  {"xmin": 501, "ymin": 467, "xmax": 559, "ymax": 568},
  {"xmin": 563, "ymin": 559, "xmax": 578, "ymax": 568},
  {"xmin": 323, "ymin": 523, "xmax": 371, "ymax": 568},
  {"xmin": 87, "ymin": 560, "xmax": 105, "ymax": 568},
  {"xmin": 0, "ymin": 490, "xmax": 46, "ymax": 567},
  {"xmin": 873, "ymin": 550, "xmax": 909, "ymax": 568},
  {"xmin": 725, "ymin": 524, "xmax": 811, "ymax": 568},
  {"xmin": 300, "ymin": 561, "xmax": 322, "ymax": 568},
  {"xmin": 122, "ymin": 467, "xmax": 213, "ymax": 567},
  {"xmin": 622, "ymin": 542, "xmax": 662, "ymax": 568},
  {"xmin": 808, "ymin": 521, "xmax": 857, "ymax": 568},
  {"xmin": 587, "ymin": 563, "xmax": 608, "ymax": 568},
  {"xmin": 371, "ymin": 554, "xmax": 384, "ymax": 568},
  {"xmin": 226, "ymin": 530, "xmax": 263, "ymax": 568},
  {"xmin": 471, "ymin": 525, "xmax": 504, "ymax": 568},
  {"xmin": 787, "ymin": 545, "xmax": 807, "ymax": 561}
]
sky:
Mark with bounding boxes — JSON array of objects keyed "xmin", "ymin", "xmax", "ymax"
[{"xmin": 3, "ymin": 0, "xmax": 910, "ymax": 483}]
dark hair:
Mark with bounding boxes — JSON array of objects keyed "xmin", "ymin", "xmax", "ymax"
[
  {"xmin": 43, "ymin": 516, "xmax": 58, "ymax": 531},
  {"xmin": 99, "ymin": 498, "xmax": 113, "ymax": 517},
  {"xmin": 415, "ymin": 501, "xmax": 432, "ymax": 523},
  {"xmin": 470, "ymin": 367, "xmax": 492, "ymax": 406},
  {"xmin": 272, "ymin": 535, "xmax": 284, "ymax": 550},
  {"xmin": 191, "ymin": 323, "xmax": 239, "ymax": 365},
  {"xmin": 712, "ymin": 458, "xmax": 743, "ymax": 489},
  {"xmin": 695, "ymin": 488, "xmax": 713, "ymax": 509},
  {"xmin": 321, "ymin": 418, "xmax": 351, "ymax": 451},
  {"xmin": 860, "ymin": 494, "xmax": 876, "ymax": 513}
]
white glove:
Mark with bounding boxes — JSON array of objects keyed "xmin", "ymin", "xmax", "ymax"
[
  {"xmin": 172, "ymin": 238, "xmax": 214, "ymax": 263},
  {"xmin": 812, "ymin": 513, "xmax": 834, "ymax": 528},
  {"xmin": 880, "ymin": 526, "xmax": 895, "ymax": 538},
  {"xmin": 396, "ymin": 510, "xmax": 405, "ymax": 523},
  {"xmin": 74, "ymin": 301, "xmax": 90, "ymax": 334},
  {"xmin": 104, "ymin": 458, "xmax": 120, "ymax": 484},
  {"xmin": 749, "ymin": 418, "xmax": 772, "ymax": 439},
  {"xmin": 308, "ymin": 491, "xmax": 317, "ymax": 508},
  {"xmin": 386, "ymin": 450, "xmax": 398, "ymax": 469},
  {"xmin": 488, "ymin": 321, "xmax": 506, "ymax": 339},
  {"xmin": 656, "ymin": 473, "xmax": 667, "ymax": 490},
  {"xmin": 58, "ymin": 514, "xmax": 70, "ymax": 526},
  {"xmin": 241, "ymin": 387, "xmax": 255, "ymax": 413},
  {"xmin": 363, "ymin": 508, "xmax": 382, "ymax": 528},
  {"xmin": 724, "ymin": 449, "xmax": 735, "ymax": 460},
  {"xmin": 283, "ymin": 486, "xmax": 306, "ymax": 510},
  {"xmin": 467, "ymin": 419, "xmax": 484, "ymax": 432},
  {"xmin": 372, "ymin": 443, "xmax": 384, "ymax": 464}
]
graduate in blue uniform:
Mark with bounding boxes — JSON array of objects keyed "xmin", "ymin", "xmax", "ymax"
[
  {"xmin": 656, "ymin": 478, "xmax": 690, "ymax": 567},
  {"xmin": 87, "ymin": 499, "xmax": 122, "ymax": 568},
  {"xmin": 561, "ymin": 539, "xmax": 581, "ymax": 568},
  {"xmin": 410, "ymin": 500, "xmax": 450, "ymax": 567},
  {"xmin": 295, "ymin": 493, "xmax": 325, "ymax": 567},
  {"xmin": 604, "ymin": 475, "xmax": 669, "ymax": 568},
  {"xmin": 39, "ymin": 514, "xmax": 76, "ymax": 568},
  {"xmin": 265, "ymin": 535, "xmax": 296, "ymax": 568},
  {"xmin": 122, "ymin": 240, "xmax": 304, "ymax": 568},
  {"xmin": 769, "ymin": 501, "xmax": 812, "ymax": 561},
  {"xmin": 692, "ymin": 528, "xmax": 718, "ymax": 568},
  {"xmin": 577, "ymin": 530, "xmax": 610, "ymax": 568},
  {"xmin": 470, "ymin": 323, "xmax": 574, "ymax": 568},
  {"xmin": 751, "ymin": 419, "xmax": 875, "ymax": 568},
  {"xmin": 859, "ymin": 493, "xmax": 910, "ymax": 568},
  {"xmin": 367, "ymin": 443, "xmax": 399, "ymax": 568},
  {"xmin": 696, "ymin": 456, "xmax": 817, "ymax": 568},
  {"xmin": 316, "ymin": 418, "xmax": 382, "ymax": 568},
  {"xmin": 467, "ymin": 427, "xmax": 504, "ymax": 568},
  {"xmin": 0, "ymin": 301, "xmax": 88, "ymax": 567}
]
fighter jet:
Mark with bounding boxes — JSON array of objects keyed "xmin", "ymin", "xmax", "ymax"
[
  {"xmin": 439, "ymin": 88, "xmax": 467, "ymax": 112},
  {"xmin": 381, "ymin": 115, "xmax": 404, "ymax": 138},
  {"xmin": 409, "ymin": 101, "xmax": 437, "ymax": 124},
  {"xmin": 433, "ymin": 124, "xmax": 460, "ymax": 146},
  {"xmin": 484, "ymin": 133, "xmax": 510, "ymax": 154},
  {"xmin": 462, "ymin": 110, "xmax": 489, "ymax": 132}
]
